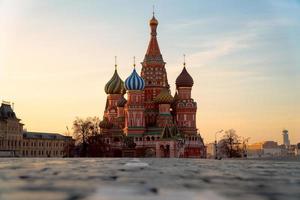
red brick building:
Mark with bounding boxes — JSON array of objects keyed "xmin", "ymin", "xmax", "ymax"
[{"xmin": 99, "ymin": 14, "xmax": 205, "ymax": 158}]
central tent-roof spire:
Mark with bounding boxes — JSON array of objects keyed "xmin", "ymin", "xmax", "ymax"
[
  {"xmin": 152, "ymin": 5, "xmax": 155, "ymax": 17},
  {"xmin": 143, "ymin": 9, "xmax": 164, "ymax": 63}
]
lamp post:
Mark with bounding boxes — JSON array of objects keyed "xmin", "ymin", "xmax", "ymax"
[
  {"xmin": 215, "ymin": 129, "xmax": 223, "ymax": 159},
  {"xmin": 242, "ymin": 137, "xmax": 250, "ymax": 158},
  {"xmin": 176, "ymin": 138, "xmax": 185, "ymax": 158}
]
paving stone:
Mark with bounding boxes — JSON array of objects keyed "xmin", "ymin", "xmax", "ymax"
[{"xmin": 0, "ymin": 158, "xmax": 299, "ymax": 200}]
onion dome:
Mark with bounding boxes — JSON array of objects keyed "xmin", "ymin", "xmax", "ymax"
[
  {"xmin": 104, "ymin": 69, "xmax": 125, "ymax": 94},
  {"xmin": 99, "ymin": 117, "xmax": 113, "ymax": 129},
  {"xmin": 154, "ymin": 88, "xmax": 174, "ymax": 104},
  {"xmin": 125, "ymin": 68, "xmax": 145, "ymax": 91},
  {"xmin": 150, "ymin": 16, "xmax": 158, "ymax": 26},
  {"xmin": 175, "ymin": 66, "xmax": 194, "ymax": 88},
  {"xmin": 121, "ymin": 87, "xmax": 126, "ymax": 95},
  {"xmin": 117, "ymin": 96, "xmax": 127, "ymax": 107}
]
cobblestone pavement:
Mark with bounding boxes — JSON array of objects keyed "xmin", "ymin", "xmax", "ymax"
[{"xmin": 0, "ymin": 158, "xmax": 299, "ymax": 200}]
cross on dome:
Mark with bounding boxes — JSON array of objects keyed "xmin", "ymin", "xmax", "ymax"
[
  {"xmin": 114, "ymin": 56, "xmax": 117, "ymax": 70},
  {"xmin": 133, "ymin": 56, "xmax": 136, "ymax": 68}
]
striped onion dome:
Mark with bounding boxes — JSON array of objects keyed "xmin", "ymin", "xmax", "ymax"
[
  {"xmin": 154, "ymin": 88, "xmax": 174, "ymax": 104},
  {"xmin": 104, "ymin": 69, "xmax": 125, "ymax": 94},
  {"xmin": 125, "ymin": 68, "xmax": 145, "ymax": 91}
]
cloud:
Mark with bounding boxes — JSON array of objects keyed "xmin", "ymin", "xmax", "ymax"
[
  {"xmin": 188, "ymin": 33, "xmax": 253, "ymax": 67},
  {"xmin": 166, "ymin": 15, "xmax": 299, "ymax": 80}
]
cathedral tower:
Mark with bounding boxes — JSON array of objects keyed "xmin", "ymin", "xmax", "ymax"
[
  {"xmin": 154, "ymin": 88, "xmax": 174, "ymax": 127},
  {"xmin": 175, "ymin": 61, "xmax": 197, "ymax": 135},
  {"xmin": 124, "ymin": 62, "xmax": 146, "ymax": 136},
  {"xmin": 103, "ymin": 62, "xmax": 125, "ymax": 126},
  {"xmin": 141, "ymin": 14, "xmax": 169, "ymax": 126}
]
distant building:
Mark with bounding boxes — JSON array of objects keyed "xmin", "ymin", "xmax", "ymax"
[
  {"xmin": 282, "ymin": 129, "xmax": 290, "ymax": 147},
  {"xmin": 296, "ymin": 143, "xmax": 300, "ymax": 156},
  {"xmin": 287, "ymin": 145, "xmax": 297, "ymax": 156},
  {"xmin": 22, "ymin": 132, "xmax": 73, "ymax": 157},
  {"xmin": 206, "ymin": 143, "xmax": 216, "ymax": 158},
  {"xmin": 0, "ymin": 102, "xmax": 74, "ymax": 157},
  {"xmin": 0, "ymin": 102, "xmax": 24, "ymax": 157},
  {"xmin": 263, "ymin": 141, "xmax": 278, "ymax": 148},
  {"xmin": 263, "ymin": 141, "xmax": 281, "ymax": 157},
  {"xmin": 247, "ymin": 141, "xmax": 284, "ymax": 157},
  {"xmin": 247, "ymin": 142, "xmax": 264, "ymax": 158}
]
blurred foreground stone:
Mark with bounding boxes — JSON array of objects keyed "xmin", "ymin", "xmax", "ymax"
[{"xmin": 0, "ymin": 158, "xmax": 299, "ymax": 200}]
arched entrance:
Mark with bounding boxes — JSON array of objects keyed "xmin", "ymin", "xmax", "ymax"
[
  {"xmin": 144, "ymin": 148, "xmax": 156, "ymax": 157},
  {"xmin": 159, "ymin": 144, "xmax": 170, "ymax": 158}
]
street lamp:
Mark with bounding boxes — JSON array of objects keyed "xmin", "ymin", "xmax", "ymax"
[
  {"xmin": 176, "ymin": 138, "xmax": 185, "ymax": 158},
  {"xmin": 215, "ymin": 129, "xmax": 223, "ymax": 159}
]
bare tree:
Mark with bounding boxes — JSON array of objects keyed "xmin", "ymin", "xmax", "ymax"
[
  {"xmin": 218, "ymin": 129, "xmax": 242, "ymax": 158},
  {"xmin": 86, "ymin": 133, "xmax": 111, "ymax": 157},
  {"xmin": 72, "ymin": 117, "xmax": 100, "ymax": 156}
]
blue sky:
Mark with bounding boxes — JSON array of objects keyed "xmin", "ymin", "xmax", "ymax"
[{"xmin": 0, "ymin": 0, "xmax": 299, "ymax": 143}]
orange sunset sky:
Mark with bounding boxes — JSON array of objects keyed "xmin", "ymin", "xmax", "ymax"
[{"xmin": 1, "ymin": 0, "xmax": 299, "ymax": 144}]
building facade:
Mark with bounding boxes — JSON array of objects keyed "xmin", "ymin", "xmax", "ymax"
[
  {"xmin": 246, "ymin": 140, "xmax": 299, "ymax": 158},
  {"xmin": 99, "ymin": 14, "xmax": 205, "ymax": 158},
  {"xmin": 22, "ymin": 132, "xmax": 73, "ymax": 157},
  {"xmin": 0, "ymin": 102, "xmax": 73, "ymax": 157}
]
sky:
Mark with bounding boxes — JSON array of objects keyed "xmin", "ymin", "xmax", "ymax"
[{"xmin": 0, "ymin": 0, "xmax": 299, "ymax": 144}]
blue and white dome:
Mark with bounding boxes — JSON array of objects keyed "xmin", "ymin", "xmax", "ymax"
[{"xmin": 125, "ymin": 68, "xmax": 145, "ymax": 90}]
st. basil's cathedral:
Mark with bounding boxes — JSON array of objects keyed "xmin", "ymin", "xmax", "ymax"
[{"xmin": 99, "ymin": 14, "xmax": 205, "ymax": 158}]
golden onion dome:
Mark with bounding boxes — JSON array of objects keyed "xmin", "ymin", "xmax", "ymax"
[
  {"xmin": 154, "ymin": 88, "xmax": 174, "ymax": 104},
  {"xmin": 104, "ymin": 69, "xmax": 125, "ymax": 94},
  {"xmin": 150, "ymin": 16, "xmax": 158, "ymax": 26}
]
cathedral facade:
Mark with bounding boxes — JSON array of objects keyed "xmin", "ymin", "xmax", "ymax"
[{"xmin": 99, "ymin": 14, "xmax": 205, "ymax": 158}]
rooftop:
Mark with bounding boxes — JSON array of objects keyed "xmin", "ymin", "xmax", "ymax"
[
  {"xmin": 0, "ymin": 102, "xmax": 17, "ymax": 120},
  {"xmin": 23, "ymin": 132, "xmax": 71, "ymax": 140}
]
